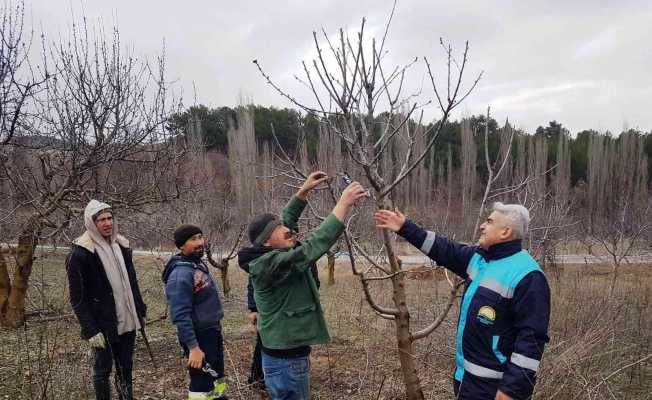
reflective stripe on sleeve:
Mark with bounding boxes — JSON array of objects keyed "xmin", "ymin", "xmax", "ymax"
[
  {"xmin": 511, "ymin": 352, "xmax": 540, "ymax": 372},
  {"xmin": 420, "ymin": 231, "xmax": 436, "ymax": 254}
]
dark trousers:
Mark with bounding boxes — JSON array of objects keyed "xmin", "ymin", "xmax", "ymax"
[
  {"xmin": 454, "ymin": 376, "xmax": 500, "ymax": 399},
  {"xmin": 181, "ymin": 325, "xmax": 225, "ymax": 393},
  {"xmin": 93, "ymin": 331, "xmax": 136, "ymax": 400},
  {"xmin": 248, "ymin": 334, "xmax": 264, "ymax": 385}
]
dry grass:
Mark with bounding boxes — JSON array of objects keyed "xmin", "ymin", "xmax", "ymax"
[{"xmin": 0, "ymin": 250, "xmax": 650, "ymax": 399}]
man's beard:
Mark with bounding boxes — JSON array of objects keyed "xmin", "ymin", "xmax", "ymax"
[{"xmin": 192, "ymin": 247, "xmax": 205, "ymax": 258}]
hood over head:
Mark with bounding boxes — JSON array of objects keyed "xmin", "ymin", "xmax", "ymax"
[
  {"xmin": 74, "ymin": 199, "xmax": 128, "ymax": 252},
  {"xmin": 161, "ymin": 253, "xmax": 204, "ymax": 283},
  {"xmin": 237, "ymin": 245, "xmax": 275, "ymax": 273}
]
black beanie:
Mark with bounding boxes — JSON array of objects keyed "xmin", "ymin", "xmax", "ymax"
[
  {"xmin": 174, "ymin": 224, "xmax": 202, "ymax": 248},
  {"xmin": 248, "ymin": 213, "xmax": 281, "ymax": 245}
]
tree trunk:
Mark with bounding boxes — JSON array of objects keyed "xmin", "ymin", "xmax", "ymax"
[
  {"xmin": 609, "ymin": 261, "xmax": 619, "ymax": 296},
  {"xmin": 205, "ymin": 251, "xmax": 232, "ymax": 297},
  {"xmin": 0, "ymin": 250, "xmax": 11, "ymax": 325},
  {"xmin": 392, "ymin": 281, "xmax": 424, "ymax": 400},
  {"xmin": 3, "ymin": 215, "xmax": 41, "ymax": 327},
  {"xmin": 382, "ymin": 229, "xmax": 424, "ymax": 400},
  {"xmin": 327, "ymin": 251, "xmax": 335, "ymax": 286},
  {"xmin": 220, "ymin": 260, "xmax": 231, "ymax": 297}
]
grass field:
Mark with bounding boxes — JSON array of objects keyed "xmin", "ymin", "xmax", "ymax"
[{"xmin": 0, "ymin": 250, "xmax": 650, "ymax": 399}]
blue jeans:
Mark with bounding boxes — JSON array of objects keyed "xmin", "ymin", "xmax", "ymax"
[{"xmin": 261, "ymin": 353, "xmax": 310, "ymax": 400}]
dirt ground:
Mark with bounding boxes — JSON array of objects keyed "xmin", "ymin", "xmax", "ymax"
[{"xmin": 0, "ymin": 250, "xmax": 650, "ymax": 399}]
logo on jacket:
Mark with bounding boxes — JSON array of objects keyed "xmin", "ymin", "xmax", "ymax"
[
  {"xmin": 193, "ymin": 270, "xmax": 210, "ymax": 293},
  {"xmin": 477, "ymin": 306, "xmax": 496, "ymax": 326}
]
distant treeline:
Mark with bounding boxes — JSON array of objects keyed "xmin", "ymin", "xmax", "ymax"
[{"xmin": 168, "ymin": 105, "xmax": 652, "ymax": 186}]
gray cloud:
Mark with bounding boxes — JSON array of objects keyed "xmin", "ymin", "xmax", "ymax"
[{"xmin": 29, "ymin": 0, "xmax": 652, "ymax": 133}]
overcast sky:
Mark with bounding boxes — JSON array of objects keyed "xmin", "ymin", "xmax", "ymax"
[{"xmin": 28, "ymin": 0, "xmax": 652, "ymax": 134}]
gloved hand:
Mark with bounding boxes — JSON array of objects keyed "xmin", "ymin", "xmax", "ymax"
[{"xmin": 88, "ymin": 333, "xmax": 106, "ymax": 349}]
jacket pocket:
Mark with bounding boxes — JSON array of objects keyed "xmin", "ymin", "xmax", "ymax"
[
  {"xmin": 283, "ymin": 304, "xmax": 316, "ymax": 318},
  {"xmin": 471, "ymin": 288, "xmax": 506, "ymax": 330},
  {"xmin": 193, "ymin": 289, "xmax": 222, "ymax": 327},
  {"xmin": 290, "ymin": 357, "xmax": 310, "ymax": 375}
]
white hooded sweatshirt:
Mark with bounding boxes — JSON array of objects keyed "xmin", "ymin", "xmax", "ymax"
[{"xmin": 73, "ymin": 200, "xmax": 141, "ymax": 335}]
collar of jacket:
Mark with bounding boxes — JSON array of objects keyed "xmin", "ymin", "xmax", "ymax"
[
  {"xmin": 179, "ymin": 252, "xmax": 206, "ymax": 266},
  {"xmin": 237, "ymin": 240, "xmax": 308, "ymax": 273},
  {"xmin": 477, "ymin": 239, "xmax": 522, "ymax": 261},
  {"xmin": 237, "ymin": 245, "xmax": 275, "ymax": 272},
  {"xmin": 162, "ymin": 253, "xmax": 207, "ymax": 283},
  {"xmin": 73, "ymin": 231, "xmax": 130, "ymax": 253}
]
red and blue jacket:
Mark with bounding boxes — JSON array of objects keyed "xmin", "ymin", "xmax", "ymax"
[
  {"xmin": 162, "ymin": 254, "xmax": 224, "ymax": 349},
  {"xmin": 398, "ymin": 220, "xmax": 550, "ymax": 400}
]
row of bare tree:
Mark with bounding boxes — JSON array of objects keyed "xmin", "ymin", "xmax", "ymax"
[
  {"xmin": 0, "ymin": 1, "xmax": 186, "ymax": 327},
  {"xmin": 1, "ymin": 2, "xmax": 649, "ymax": 398}
]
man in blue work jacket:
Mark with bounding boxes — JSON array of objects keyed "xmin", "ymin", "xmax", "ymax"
[{"xmin": 375, "ymin": 202, "xmax": 550, "ymax": 400}]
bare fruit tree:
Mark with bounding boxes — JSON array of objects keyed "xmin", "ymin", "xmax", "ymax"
[
  {"xmin": 0, "ymin": 0, "xmax": 45, "ymax": 146},
  {"xmin": 0, "ymin": 15, "xmax": 182, "ymax": 327},
  {"xmin": 254, "ymin": 7, "xmax": 483, "ymax": 398},
  {"xmin": 206, "ymin": 225, "xmax": 245, "ymax": 297}
]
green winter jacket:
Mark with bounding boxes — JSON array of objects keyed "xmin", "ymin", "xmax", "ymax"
[{"xmin": 249, "ymin": 196, "xmax": 344, "ymax": 350}]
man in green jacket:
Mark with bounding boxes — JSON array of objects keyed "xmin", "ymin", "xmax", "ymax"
[{"xmin": 238, "ymin": 171, "xmax": 366, "ymax": 400}]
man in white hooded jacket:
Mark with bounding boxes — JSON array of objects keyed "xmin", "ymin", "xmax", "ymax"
[{"xmin": 66, "ymin": 200, "xmax": 147, "ymax": 400}]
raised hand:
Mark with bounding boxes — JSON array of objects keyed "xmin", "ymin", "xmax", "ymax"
[
  {"xmin": 297, "ymin": 171, "xmax": 329, "ymax": 199},
  {"xmin": 374, "ymin": 207, "xmax": 407, "ymax": 232},
  {"xmin": 332, "ymin": 181, "xmax": 367, "ymax": 222},
  {"xmin": 339, "ymin": 181, "xmax": 367, "ymax": 207}
]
